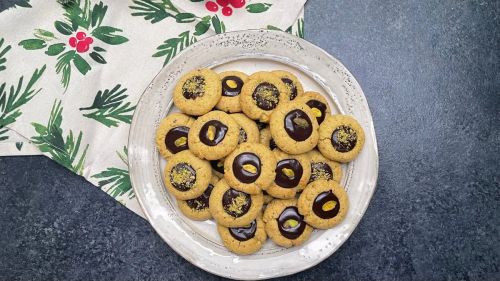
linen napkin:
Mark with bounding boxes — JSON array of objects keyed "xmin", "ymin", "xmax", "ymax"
[{"xmin": 0, "ymin": 0, "xmax": 306, "ymax": 216}]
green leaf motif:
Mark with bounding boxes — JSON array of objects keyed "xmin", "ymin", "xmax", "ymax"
[
  {"xmin": 45, "ymin": 43, "xmax": 66, "ymax": 56},
  {"xmin": 73, "ymin": 53, "xmax": 92, "ymax": 75},
  {"xmin": 91, "ymin": 2, "xmax": 108, "ymax": 27},
  {"xmin": 54, "ymin": 20, "xmax": 74, "ymax": 35},
  {"xmin": 153, "ymin": 31, "xmax": 194, "ymax": 66},
  {"xmin": 194, "ymin": 20, "xmax": 211, "ymax": 36},
  {"xmin": 211, "ymin": 15, "xmax": 225, "ymax": 34},
  {"xmin": 18, "ymin": 39, "xmax": 47, "ymax": 50},
  {"xmin": 89, "ymin": 51, "xmax": 106, "ymax": 64},
  {"xmin": 16, "ymin": 142, "xmax": 23, "ymax": 151},
  {"xmin": 80, "ymin": 84, "xmax": 136, "ymax": 127},
  {"xmin": 246, "ymin": 3, "xmax": 272, "ymax": 13},
  {"xmin": 14, "ymin": 0, "xmax": 31, "ymax": 8},
  {"xmin": 55, "ymin": 50, "xmax": 75, "ymax": 89},
  {"xmin": 0, "ymin": 38, "xmax": 12, "ymax": 72},
  {"xmin": 175, "ymin": 12, "xmax": 196, "ymax": 23},
  {"xmin": 31, "ymin": 100, "xmax": 89, "ymax": 175},
  {"xmin": 92, "ymin": 147, "xmax": 133, "ymax": 198},
  {"xmin": 129, "ymin": 0, "xmax": 175, "ymax": 24},
  {"xmin": 0, "ymin": 65, "xmax": 46, "ymax": 141},
  {"xmin": 92, "ymin": 26, "xmax": 129, "ymax": 45},
  {"xmin": 34, "ymin": 29, "xmax": 56, "ymax": 41},
  {"xmin": 93, "ymin": 46, "xmax": 106, "ymax": 52},
  {"xmin": 296, "ymin": 18, "xmax": 304, "ymax": 38}
]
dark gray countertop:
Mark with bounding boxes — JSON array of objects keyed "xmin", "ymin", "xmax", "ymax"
[{"xmin": 1, "ymin": 0, "xmax": 499, "ymax": 280}]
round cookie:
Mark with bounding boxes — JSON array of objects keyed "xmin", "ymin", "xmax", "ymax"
[
  {"xmin": 210, "ymin": 159, "xmax": 225, "ymax": 178},
  {"xmin": 296, "ymin": 91, "xmax": 331, "ymax": 125},
  {"xmin": 217, "ymin": 214, "xmax": 267, "ymax": 255},
  {"xmin": 173, "ymin": 68, "xmax": 222, "ymax": 116},
  {"xmin": 271, "ymin": 70, "xmax": 304, "ymax": 101},
  {"xmin": 269, "ymin": 101, "xmax": 319, "ymax": 155},
  {"xmin": 215, "ymin": 71, "xmax": 248, "ymax": 113},
  {"xmin": 318, "ymin": 115, "xmax": 365, "ymax": 163},
  {"xmin": 230, "ymin": 113, "xmax": 260, "ymax": 144},
  {"xmin": 163, "ymin": 150, "xmax": 212, "ymax": 200},
  {"xmin": 259, "ymin": 127, "xmax": 278, "ymax": 150},
  {"xmin": 307, "ymin": 149, "xmax": 342, "ymax": 185},
  {"xmin": 188, "ymin": 111, "xmax": 240, "ymax": 160},
  {"xmin": 177, "ymin": 176, "xmax": 218, "ymax": 220},
  {"xmin": 263, "ymin": 199, "xmax": 313, "ymax": 248},
  {"xmin": 298, "ymin": 180, "xmax": 349, "ymax": 229},
  {"xmin": 240, "ymin": 71, "xmax": 290, "ymax": 123},
  {"xmin": 266, "ymin": 150, "xmax": 311, "ymax": 199},
  {"xmin": 224, "ymin": 143, "xmax": 276, "ymax": 194},
  {"xmin": 155, "ymin": 113, "xmax": 195, "ymax": 159},
  {"xmin": 209, "ymin": 179, "xmax": 263, "ymax": 227}
]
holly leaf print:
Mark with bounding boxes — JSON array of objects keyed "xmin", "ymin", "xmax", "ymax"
[
  {"xmin": 211, "ymin": 15, "xmax": 225, "ymax": 34},
  {"xmin": 91, "ymin": 26, "xmax": 128, "ymax": 45},
  {"xmin": 0, "ymin": 38, "xmax": 11, "ymax": 72},
  {"xmin": 154, "ymin": 31, "xmax": 196, "ymax": 66},
  {"xmin": 92, "ymin": 147, "xmax": 134, "ymax": 199},
  {"xmin": 0, "ymin": 65, "xmax": 46, "ymax": 141},
  {"xmin": 246, "ymin": 3, "xmax": 272, "ymax": 13},
  {"xmin": 79, "ymin": 84, "xmax": 136, "ymax": 127},
  {"xmin": 55, "ymin": 50, "xmax": 75, "ymax": 89},
  {"xmin": 31, "ymin": 100, "xmax": 89, "ymax": 175},
  {"xmin": 15, "ymin": 142, "xmax": 23, "ymax": 151},
  {"xmin": 13, "ymin": 0, "xmax": 31, "ymax": 8},
  {"xmin": 129, "ymin": 0, "xmax": 179, "ymax": 23}
]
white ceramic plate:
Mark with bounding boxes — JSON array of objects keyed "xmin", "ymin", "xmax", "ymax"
[{"xmin": 128, "ymin": 30, "xmax": 378, "ymax": 280}]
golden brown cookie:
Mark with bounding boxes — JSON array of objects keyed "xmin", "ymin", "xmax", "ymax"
[
  {"xmin": 155, "ymin": 113, "xmax": 195, "ymax": 159},
  {"xmin": 188, "ymin": 111, "xmax": 240, "ymax": 160},
  {"xmin": 318, "ymin": 115, "xmax": 365, "ymax": 163},
  {"xmin": 296, "ymin": 91, "xmax": 331, "ymax": 125},
  {"xmin": 266, "ymin": 150, "xmax": 311, "ymax": 199},
  {"xmin": 298, "ymin": 180, "xmax": 349, "ymax": 229},
  {"xmin": 230, "ymin": 113, "xmax": 260, "ymax": 144},
  {"xmin": 240, "ymin": 71, "xmax": 290, "ymax": 123},
  {"xmin": 271, "ymin": 70, "xmax": 304, "ymax": 101},
  {"xmin": 209, "ymin": 178, "xmax": 263, "ymax": 227},
  {"xmin": 263, "ymin": 199, "xmax": 313, "ymax": 248},
  {"xmin": 217, "ymin": 213, "xmax": 267, "ymax": 255},
  {"xmin": 269, "ymin": 101, "xmax": 319, "ymax": 154},
  {"xmin": 163, "ymin": 150, "xmax": 212, "ymax": 200},
  {"xmin": 259, "ymin": 127, "xmax": 278, "ymax": 150},
  {"xmin": 177, "ymin": 176, "xmax": 218, "ymax": 220},
  {"xmin": 173, "ymin": 68, "xmax": 222, "ymax": 116},
  {"xmin": 215, "ymin": 71, "xmax": 248, "ymax": 113},
  {"xmin": 306, "ymin": 149, "xmax": 342, "ymax": 185},
  {"xmin": 224, "ymin": 143, "xmax": 276, "ymax": 194}
]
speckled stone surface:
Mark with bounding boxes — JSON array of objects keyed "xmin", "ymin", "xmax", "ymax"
[{"xmin": 1, "ymin": 0, "xmax": 499, "ymax": 280}]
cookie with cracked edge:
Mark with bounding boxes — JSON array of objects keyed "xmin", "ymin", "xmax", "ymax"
[
  {"xmin": 215, "ymin": 71, "xmax": 248, "ymax": 113},
  {"xmin": 156, "ymin": 113, "xmax": 195, "ymax": 159},
  {"xmin": 209, "ymin": 178, "xmax": 263, "ymax": 227},
  {"xmin": 217, "ymin": 213, "xmax": 267, "ymax": 255},
  {"xmin": 263, "ymin": 198, "xmax": 313, "ymax": 248},
  {"xmin": 306, "ymin": 149, "xmax": 342, "ymax": 186},
  {"xmin": 163, "ymin": 150, "xmax": 212, "ymax": 200},
  {"xmin": 298, "ymin": 180, "xmax": 349, "ymax": 229},
  {"xmin": 271, "ymin": 70, "xmax": 304, "ymax": 101},
  {"xmin": 318, "ymin": 115, "xmax": 365, "ymax": 163},
  {"xmin": 173, "ymin": 68, "xmax": 222, "ymax": 116},
  {"xmin": 224, "ymin": 143, "xmax": 276, "ymax": 195},
  {"xmin": 230, "ymin": 113, "xmax": 260, "ymax": 144},
  {"xmin": 240, "ymin": 71, "xmax": 290, "ymax": 123},
  {"xmin": 269, "ymin": 101, "xmax": 319, "ymax": 154},
  {"xmin": 177, "ymin": 176, "xmax": 219, "ymax": 220},
  {"xmin": 188, "ymin": 110, "xmax": 240, "ymax": 160},
  {"xmin": 259, "ymin": 127, "xmax": 278, "ymax": 151}
]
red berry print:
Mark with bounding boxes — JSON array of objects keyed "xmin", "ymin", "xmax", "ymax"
[
  {"xmin": 69, "ymin": 37, "xmax": 77, "ymax": 48},
  {"xmin": 222, "ymin": 6, "xmax": 233, "ymax": 16},
  {"xmin": 216, "ymin": 0, "xmax": 230, "ymax": 7},
  {"xmin": 76, "ymin": 31, "xmax": 86, "ymax": 40},
  {"xmin": 205, "ymin": 1, "xmax": 218, "ymax": 12},
  {"xmin": 84, "ymin": 37, "xmax": 93, "ymax": 44},
  {"xmin": 76, "ymin": 41, "xmax": 90, "ymax": 53},
  {"xmin": 229, "ymin": 0, "xmax": 245, "ymax": 8}
]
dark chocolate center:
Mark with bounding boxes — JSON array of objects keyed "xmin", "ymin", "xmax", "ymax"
[
  {"xmin": 228, "ymin": 220, "xmax": 257, "ymax": 241},
  {"xmin": 306, "ymin": 100, "xmax": 328, "ymax": 125},
  {"xmin": 210, "ymin": 160, "xmax": 225, "ymax": 174},
  {"xmin": 331, "ymin": 125, "xmax": 358, "ymax": 152},
  {"xmin": 277, "ymin": 206, "xmax": 306, "ymax": 239},
  {"xmin": 169, "ymin": 163, "xmax": 196, "ymax": 191},
  {"xmin": 238, "ymin": 128, "xmax": 248, "ymax": 144},
  {"xmin": 222, "ymin": 188, "xmax": 252, "ymax": 218},
  {"xmin": 274, "ymin": 159, "xmax": 303, "ymax": 188},
  {"xmin": 222, "ymin": 76, "xmax": 244, "ymax": 97},
  {"xmin": 281, "ymin": 78, "xmax": 298, "ymax": 100},
  {"xmin": 309, "ymin": 162, "xmax": 333, "ymax": 183},
  {"xmin": 284, "ymin": 109, "xmax": 313, "ymax": 141},
  {"xmin": 182, "ymin": 75, "xmax": 205, "ymax": 99},
  {"xmin": 312, "ymin": 191, "xmax": 340, "ymax": 219},
  {"xmin": 232, "ymin": 153, "xmax": 261, "ymax": 183},
  {"xmin": 164, "ymin": 126, "xmax": 189, "ymax": 154},
  {"xmin": 252, "ymin": 82, "xmax": 280, "ymax": 110},
  {"xmin": 199, "ymin": 120, "xmax": 228, "ymax": 146},
  {"xmin": 186, "ymin": 184, "xmax": 214, "ymax": 211}
]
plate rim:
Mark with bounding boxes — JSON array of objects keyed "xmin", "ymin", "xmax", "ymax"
[{"xmin": 128, "ymin": 29, "xmax": 379, "ymax": 280}]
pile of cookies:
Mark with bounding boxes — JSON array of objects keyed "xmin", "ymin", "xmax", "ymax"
[{"xmin": 156, "ymin": 68, "xmax": 365, "ymax": 255}]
